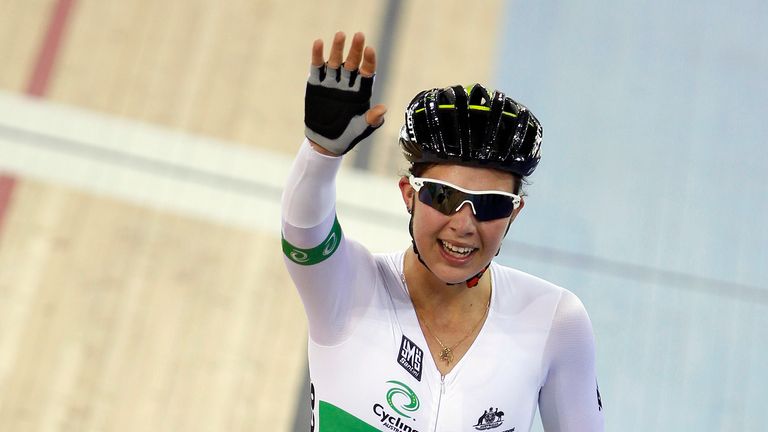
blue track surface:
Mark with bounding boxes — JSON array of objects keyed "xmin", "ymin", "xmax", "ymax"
[{"xmin": 495, "ymin": 1, "xmax": 767, "ymax": 430}]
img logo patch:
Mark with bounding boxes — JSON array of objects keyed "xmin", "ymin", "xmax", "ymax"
[{"xmin": 397, "ymin": 335, "xmax": 423, "ymax": 381}]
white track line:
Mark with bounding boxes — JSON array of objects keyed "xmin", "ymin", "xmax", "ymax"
[{"xmin": 0, "ymin": 91, "xmax": 410, "ymax": 252}]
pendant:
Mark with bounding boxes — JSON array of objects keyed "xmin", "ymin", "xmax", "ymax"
[{"xmin": 439, "ymin": 347, "xmax": 453, "ymax": 365}]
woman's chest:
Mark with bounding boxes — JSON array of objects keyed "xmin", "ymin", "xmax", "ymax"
[{"xmin": 309, "ymin": 312, "xmax": 548, "ymax": 431}]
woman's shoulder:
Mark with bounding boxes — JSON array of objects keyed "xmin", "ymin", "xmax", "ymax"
[
  {"xmin": 490, "ymin": 262, "xmax": 582, "ymax": 318},
  {"xmin": 364, "ymin": 249, "xmax": 408, "ymax": 289},
  {"xmin": 491, "ymin": 262, "xmax": 565, "ymax": 295},
  {"xmin": 371, "ymin": 250, "xmax": 406, "ymax": 272}
]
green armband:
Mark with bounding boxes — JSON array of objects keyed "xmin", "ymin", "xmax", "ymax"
[{"xmin": 282, "ymin": 216, "xmax": 342, "ymax": 265}]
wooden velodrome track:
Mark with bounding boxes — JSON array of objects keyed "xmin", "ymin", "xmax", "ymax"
[{"xmin": 0, "ymin": 0, "xmax": 504, "ymax": 430}]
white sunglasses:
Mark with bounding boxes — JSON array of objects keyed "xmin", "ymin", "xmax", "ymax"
[{"xmin": 409, "ymin": 176, "xmax": 521, "ymax": 221}]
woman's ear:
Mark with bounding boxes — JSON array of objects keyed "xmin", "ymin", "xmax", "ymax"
[
  {"xmin": 509, "ymin": 197, "xmax": 525, "ymax": 223},
  {"xmin": 398, "ymin": 176, "xmax": 414, "ymax": 211},
  {"xmin": 502, "ymin": 197, "xmax": 526, "ymax": 238}
]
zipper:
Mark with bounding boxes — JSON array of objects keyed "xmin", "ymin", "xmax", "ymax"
[{"xmin": 433, "ymin": 375, "xmax": 445, "ymax": 432}]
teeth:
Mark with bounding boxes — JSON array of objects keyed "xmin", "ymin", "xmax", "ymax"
[{"xmin": 441, "ymin": 240, "xmax": 475, "ymax": 256}]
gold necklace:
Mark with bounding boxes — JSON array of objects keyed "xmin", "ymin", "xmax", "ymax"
[{"xmin": 401, "ymin": 273, "xmax": 491, "ymax": 366}]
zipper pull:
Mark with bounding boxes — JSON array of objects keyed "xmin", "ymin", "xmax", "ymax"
[{"xmin": 440, "ymin": 375, "xmax": 445, "ymax": 394}]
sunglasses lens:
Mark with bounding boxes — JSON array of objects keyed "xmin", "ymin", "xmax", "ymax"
[
  {"xmin": 418, "ymin": 183, "xmax": 456, "ymax": 216},
  {"xmin": 417, "ymin": 181, "xmax": 515, "ymax": 221},
  {"xmin": 472, "ymin": 194, "xmax": 516, "ymax": 221}
]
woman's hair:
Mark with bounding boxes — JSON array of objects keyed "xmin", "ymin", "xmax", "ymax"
[{"xmin": 405, "ymin": 162, "xmax": 527, "ymax": 196}]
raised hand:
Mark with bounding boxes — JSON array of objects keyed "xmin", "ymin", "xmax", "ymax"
[{"xmin": 305, "ymin": 31, "xmax": 387, "ymax": 156}]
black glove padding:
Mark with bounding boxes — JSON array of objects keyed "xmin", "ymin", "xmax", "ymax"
[{"xmin": 304, "ymin": 64, "xmax": 383, "ymax": 155}]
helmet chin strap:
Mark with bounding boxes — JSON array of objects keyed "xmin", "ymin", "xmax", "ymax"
[{"xmin": 408, "ymin": 199, "xmax": 495, "ymax": 289}]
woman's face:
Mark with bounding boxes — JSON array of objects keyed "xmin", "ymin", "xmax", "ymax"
[{"xmin": 399, "ymin": 164, "xmax": 524, "ymax": 284}]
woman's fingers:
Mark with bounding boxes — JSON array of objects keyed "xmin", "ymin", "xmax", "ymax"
[
  {"xmin": 359, "ymin": 46, "xmax": 377, "ymax": 77},
  {"xmin": 313, "ymin": 31, "xmax": 376, "ymax": 76},
  {"xmin": 343, "ymin": 32, "xmax": 365, "ymax": 71},
  {"xmin": 327, "ymin": 31, "xmax": 346, "ymax": 69},
  {"xmin": 312, "ymin": 31, "xmax": 376, "ymax": 73},
  {"xmin": 311, "ymin": 39, "xmax": 324, "ymax": 67}
]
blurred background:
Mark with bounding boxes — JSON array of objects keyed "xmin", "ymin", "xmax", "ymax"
[{"xmin": 0, "ymin": 0, "xmax": 765, "ymax": 430}]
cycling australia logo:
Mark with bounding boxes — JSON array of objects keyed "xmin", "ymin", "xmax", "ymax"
[
  {"xmin": 397, "ymin": 335, "xmax": 423, "ymax": 381},
  {"xmin": 386, "ymin": 381, "xmax": 420, "ymax": 418},
  {"xmin": 473, "ymin": 407, "xmax": 510, "ymax": 431},
  {"xmin": 372, "ymin": 380, "xmax": 420, "ymax": 432}
]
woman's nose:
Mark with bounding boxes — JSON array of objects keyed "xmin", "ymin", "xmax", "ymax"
[{"xmin": 449, "ymin": 201, "xmax": 478, "ymax": 233}]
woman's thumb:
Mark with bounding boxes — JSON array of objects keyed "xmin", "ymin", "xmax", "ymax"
[{"xmin": 366, "ymin": 104, "xmax": 387, "ymax": 127}]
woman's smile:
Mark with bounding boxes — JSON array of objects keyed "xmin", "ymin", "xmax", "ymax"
[{"xmin": 439, "ymin": 239, "xmax": 477, "ymax": 258}]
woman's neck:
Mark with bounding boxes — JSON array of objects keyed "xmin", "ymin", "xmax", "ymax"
[{"xmin": 402, "ymin": 248, "xmax": 491, "ymax": 324}]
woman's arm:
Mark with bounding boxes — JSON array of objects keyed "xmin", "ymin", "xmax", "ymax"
[
  {"xmin": 281, "ymin": 32, "xmax": 387, "ymax": 346},
  {"xmin": 538, "ymin": 290, "xmax": 605, "ymax": 431}
]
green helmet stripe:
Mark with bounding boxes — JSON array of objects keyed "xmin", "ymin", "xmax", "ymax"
[
  {"xmin": 467, "ymin": 104, "xmax": 491, "ymax": 111},
  {"xmin": 413, "ymin": 105, "xmax": 516, "ymax": 117}
]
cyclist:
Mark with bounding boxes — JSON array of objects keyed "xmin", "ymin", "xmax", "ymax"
[{"xmin": 281, "ymin": 31, "xmax": 604, "ymax": 432}]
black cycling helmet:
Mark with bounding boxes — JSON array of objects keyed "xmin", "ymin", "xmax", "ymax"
[{"xmin": 400, "ymin": 84, "xmax": 542, "ymax": 177}]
